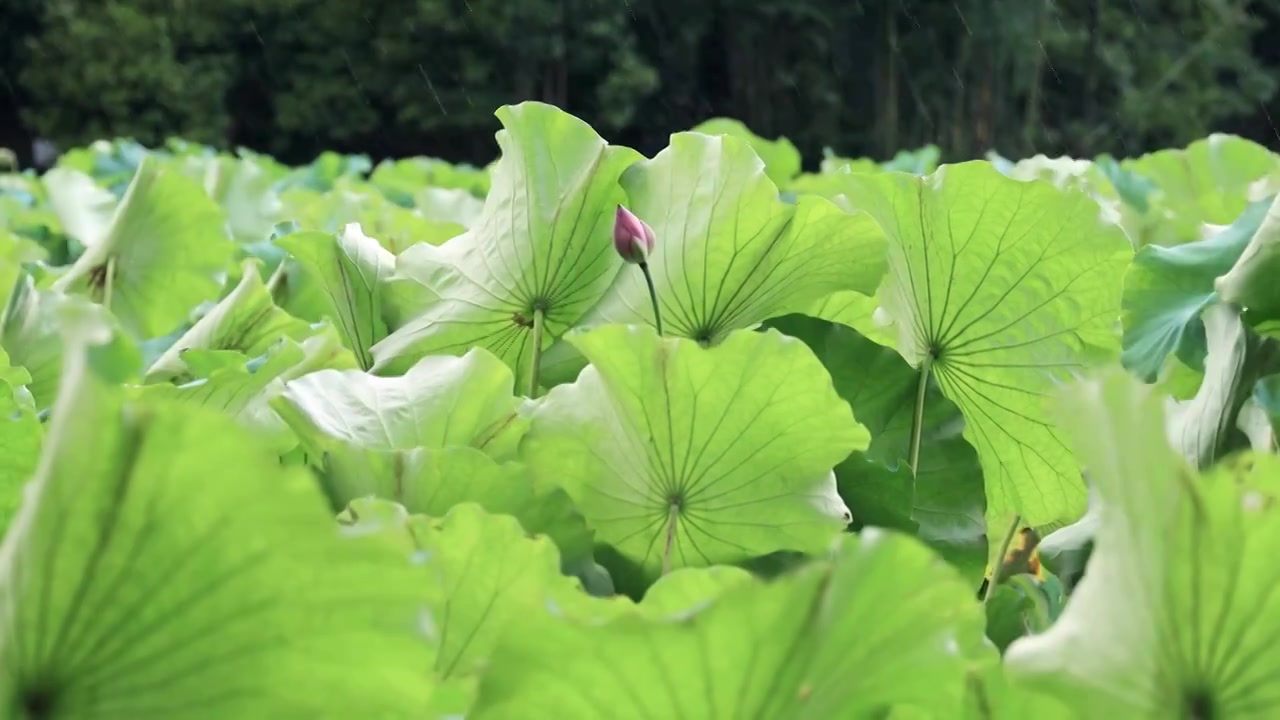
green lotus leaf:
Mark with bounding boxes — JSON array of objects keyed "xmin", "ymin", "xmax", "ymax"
[
  {"xmin": 637, "ymin": 565, "xmax": 755, "ymax": 617},
  {"xmin": 135, "ymin": 329, "xmax": 355, "ymax": 455},
  {"xmin": 341, "ymin": 500, "xmax": 602, "ymax": 717},
  {"xmin": 832, "ymin": 161, "xmax": 1132, "ymax": 533},
  {"xmin": 997, "ymin": 155, "xmax": 1146, "ymax": 245},
  {"xmin": 1122, "ymin": 133, "xmax": 1280, "ymax": 245},
  {"xmin": 274, "ymin": 225, "xmax": 395, "ymax": 369},
  {"xmin": 0, "ymin": 348, "xmax": 34, "ymax": 409},
  {"xmin": 805, "ymin": 289, "xmax": 899, "ymax": 348},
  {"xmin": 767, "ymin": 314, "xmax": 987, "ymax": 583},
  {"xmin": 575, "ymin": 132, "xmax": 887, "ymax": 345},
  {"xmin": 323, "ymin": 445, "xmax": 594, "ymax": 566},
  {"xmin": 2, "ymin": 277, "xmax": 142, "ymax": 410},
  {"xmin": 0, "ymin": 349, "xmax": 40, "ymax": 538},
  {"xmin": 183, "ymin": 154, "xmax": 283, "ymax": 245},
  {"xmin": 0, "ymin": 305, "xmax": 434, "ymax": 717},
  {"xmin": 417, "ymin": 504, "xmax": 591, "ymax": 680},
  {"xmin": 369, "ymin": 156, "xmax": 491, "ymax": 205},
  {"xmin": 1006, "ymin": 369, "xmax": 1280, "ymax": 717},
  {"xmin": 1216, "ymin": 193, "xmax": 1280, "ymax": 321},
  {"xmin": 50, "ymin": 156, "xmax": 235, "ymax": 338},
  {"xmin": 371, "ymin": 102, "xmax": 643, "ymax": 387},
  {"xmin": 0, "ymin": 229, "xmax": 46, "ymax": 317},
  {"xmin": 1, "ymin": 275, "xmax": 71, "ymax": 409},
  {"xmin": 1121, "ymin": 197, "xmax": 1271, "ymax": 382},
  {"xmin": 273, "ymin": 346, "xmax": 527, "ymax": 458},
  {"xmin": 144, "ymin": 260, "xmax": 313, "ymax": 384},
  {"xmin": 689, "ymin": 117, "xmax": 802, "ymax": 186},
  {"xmin": 415, "ymin": 186, "xmax": 485, "ymax": 227},
  {"xmin": 520, "ymin": 324, "xmax": 864, "ymax": 578},
  {"xmin": 471, "ymin": 530, "xmax": 988, "ymax": 719},
  {"xmin": 279, "ymin": 183, "xmax": 461, "ymax": 254},
  {"xmin": 964, "ymin": 661, "xmax": 1075, "ymax": 719},
  {"xmin": 41, "ymin": 167, "xmax": 117, "ymax": 249},
  {"xmin": 1165, "ymin": 302, "xmax": 1262, "ymax": 468}
]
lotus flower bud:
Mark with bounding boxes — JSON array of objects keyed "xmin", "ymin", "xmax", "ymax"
[{"xmin": 613, "ymin": 205, "xmax": 655, "ymax": 264}]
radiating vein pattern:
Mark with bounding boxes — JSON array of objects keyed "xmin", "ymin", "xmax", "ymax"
[
  {"xmin": 371, "ymin": 103, "xmax": 642, "ymax": 385},
  {"xmin": 839, "ymin": 162, "xmax": 1132, "ymax": 528},
  {"xmin": 520, "ymin": 325, "xmax": 866, "ymax": 578},
  {"xmin": 1008, "ymin": 373, "xmax": 1280, "ymax": 717},
  {"xmin": 0, "ymin": 334, "xmax": 432, "ymax": 717},
  {"xmin": 576, "ymin": 132, "xmax": 887, "ymax": 344}
]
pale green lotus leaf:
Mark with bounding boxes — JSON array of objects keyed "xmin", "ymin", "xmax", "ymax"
[
  {"xmin": 145, "ymin": 260, "xmax": 313, "ymax": 384},
  {"xmin": 340, "ymin": 500, "xmax": 604, "ymax": 717},
  {"xmin": 0, "ymin": 230, "xmax": 46, "ymax": 317},
  {"xmin": 274, "ymin": 224, "xmax": 395, "ymax": 369},
  {"xmin": 520, "ymin": 325, "xmax": 864, "ymax": 578},
  {"xmin": 322, "ymin": 445, "xmax": 594, "ymax": 566},
  {"xmin": 184, "ymin": 154, "xmax": 283, "ymax": 244},
  {"xmin": 575, "ymin": 132, "xmax": 887, "ymax": 345},
  {"xmin": 1, "ymin": 277, "xmax": 142, "ymax": 410},
  {"xmin": 1216, "ymin": 193, "xmax": 1280, "ymax": 320},
  {"xmin": 41, "ymin": 167, "xmax": 117, "ymax": 249},
  {"xmin": 0, "ymin": 304, "xmax": 434, "ymax": 717},
  {"xmin": 371, "ymin": 102, "xmax": 643, "ymax": 388},
  {"xmin": 415, "ymin": 187, "xmax": 485, "ymax": 227},
  {"xmin": 689, "ymin": 117, "xmax": 802, "ymax": 186},
  {"xmin": 0, "ymin": 349, "xmax": 40, "ymax": 538},
  {"xmin": 273, "ymin": 346, "xmax": 526, "ymax": 458},
  {"xmin": 1007, "ymin": 370, "xmax": 1280, "ymax": 717},
  {"xmin": 1122, "ymin": 133, "xmax": 1280, "ymax": 245},
  {"xmin": 471, "ymin": 530, "xmax": 988, "ymax": 719},
  {"xmin": 279, "ymin": 184, "xmax": 461, "ymax": 254},
  {"xmin": 1165, "ymin": 302, "xmax": 1261, "ymax": 469},
  {"xmin": 637, "ymin": 565, "xmax": 755, "ymax": 618},
  {"xmin": 416, "ymin": 504, "xmax": 590, "ymax": 680},
  {"xmin": 135, "ymin": 329, "xmax": 356, "ymax": 455},
  {"xmin": 50, "ymin": 156, "xmax": 235, "ymax": 338}
]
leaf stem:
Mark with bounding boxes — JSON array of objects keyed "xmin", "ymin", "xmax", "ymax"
[
  {"xmin": 662, "ymin": 499, "xmax": 679, "ymax": 576},
  {"xmin": 909, "ymin": 354, "xmax": 934, "ymax": 476},
  {"xmin": 527, "ymin": 306, "xmax": 546, "ymax": 399},
  {"xmin": 102, "ymin": 256, "xmax": 116, "ymax": 311},
  {"xmin": 982, "ymin": 514, "xmax": 1023, "ymax": 605},
  {"xmin": 640, "ymin": 262, "xmax": 663, "ymax": 335}
]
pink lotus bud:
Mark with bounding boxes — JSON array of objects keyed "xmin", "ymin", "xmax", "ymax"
[{"xmin": 613, "ymin": 205, "xmax": 655, "ymax": 264}]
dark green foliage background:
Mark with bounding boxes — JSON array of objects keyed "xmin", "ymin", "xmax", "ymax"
[{"xmin": 2, "ymin": 0, "xmax": 1279, "ymax": 166}]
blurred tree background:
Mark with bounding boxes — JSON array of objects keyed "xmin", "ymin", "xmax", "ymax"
[{"xmin": 2, "ymin": 0, "xmax": 1278, "ymax": 168}]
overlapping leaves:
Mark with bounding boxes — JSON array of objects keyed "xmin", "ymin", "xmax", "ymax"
[
  {"xmin": 0, "ymin": 306, "xmax": 433, "ymax": 717},
  {"xmin": 372, "ymin": 103, "xmax": 642, "ymax": 387},
  {"xmin": 471, "ymin": 530, "xmax": 991, "ymax": 719},
  {"xmin": 50, "ymin": 156, "xmax": 234, "ymax": 339},
  {"xmin": 574, "ymin": 132, "xmax": 886, "ymax": 345},
  {"xmin": 1008, "ymin": 370, "xmax": 1280, "ymax": 717},
  {"xmin": 824, "ymin": 162, "xmax": 1132, "ymax": 532}
]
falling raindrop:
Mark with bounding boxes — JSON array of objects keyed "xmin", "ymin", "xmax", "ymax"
[
  {"xmin": 1260, "ymin": 101, "xmax": 1280, "ymax": 145},
  {"xmin": 418, "ymin": 64, "xmax": 448, "ymax": 116}
]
